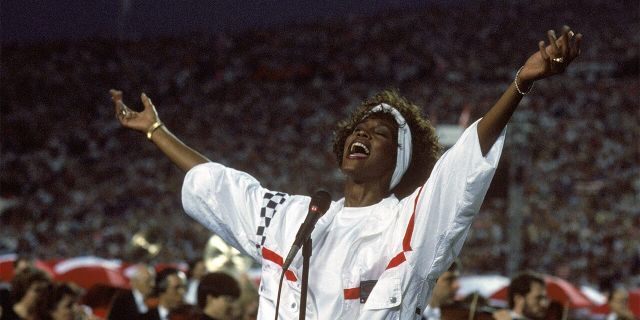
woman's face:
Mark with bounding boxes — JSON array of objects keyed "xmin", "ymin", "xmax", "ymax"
[
  {"xmin": 341, "ymin": 115, "xmax": 398, "ymax": 185},
  {"xmin": 50, "ymin": 294, "xmax": 77, "ymax": 320}
]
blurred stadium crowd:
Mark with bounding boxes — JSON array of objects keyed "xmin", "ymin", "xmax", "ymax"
[{"xmin": 1, "ymin": 0, "xmax": 638, "ymax": 293}]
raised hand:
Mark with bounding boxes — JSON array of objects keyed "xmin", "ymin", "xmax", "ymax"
[
  {"xmin": 109, "ymin": 89, "xmax": 209, "ymax": 170},
  {"xmin": 110, "ymin": 89, "xmax": 160, "ymax": 134},
  {"xmin": 518, "ymin": 25, "xmax": 583, "ymax": 85}
]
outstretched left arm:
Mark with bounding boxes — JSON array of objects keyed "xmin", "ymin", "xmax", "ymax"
[{"xmin": 477, "ymin": 25, "xmax": 583, "ymax": 155}]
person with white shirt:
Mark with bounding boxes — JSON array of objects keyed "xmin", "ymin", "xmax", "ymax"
[
  {"xmin": 108, "ymin": 264, "xmax": 156, "ymax": 320},
  {"xmin": 110, "ymin": 25, "xmax": 582, "ymax": 319},
  {"xmin": 184, "ymin": 260, "xmax": 207, "ymax": 305}
]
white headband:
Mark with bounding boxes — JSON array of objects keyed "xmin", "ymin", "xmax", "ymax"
[{"xmin": 366, "ymin": 103, "xmax": 412, "ymax": 190}]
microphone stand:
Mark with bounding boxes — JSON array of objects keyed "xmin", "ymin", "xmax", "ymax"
[{"xmin": 299, "ymin": 237, "xmax": 312, "ymax": 320}]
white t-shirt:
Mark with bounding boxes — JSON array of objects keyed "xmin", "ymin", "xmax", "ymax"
[
  {"xmin": 185, "ymin": 279, "xmax": 199, "ymax": 305},
  {"xmin": 158, "ymin": 305, "xmax": 170, "ymax": 320},
  {"xmin": 182, "ymin": 120, "xmax": 505, "ymax": 319},
  {"xmin": 132, "ymin": 289, "xmax": 148, "ymax": 313}
]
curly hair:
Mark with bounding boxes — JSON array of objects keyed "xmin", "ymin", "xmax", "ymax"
[{"xmin": 332, "ymin": 89, "xmax": 442, "ymax": 198}]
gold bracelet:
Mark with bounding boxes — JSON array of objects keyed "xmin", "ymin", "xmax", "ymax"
[
  {"xmin": 146, "ymin": 121, "xmax": 164, "ymax": 140},
  {"xmin": 514, "ymin": 66, "xmax": 534, "ymax": 95}
]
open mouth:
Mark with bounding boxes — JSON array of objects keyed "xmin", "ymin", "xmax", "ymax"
[{"xmin": 348, "ymin": 142, "xmax": 370, "ymax": 159}]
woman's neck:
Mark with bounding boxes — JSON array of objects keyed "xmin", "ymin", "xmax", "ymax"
[{"xmin": 344, "ymin": 179, "xmax": 390, "ymax": 207}]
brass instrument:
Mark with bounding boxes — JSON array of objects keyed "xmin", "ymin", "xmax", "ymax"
[
  {"xmin": 203, "ymin": 235, "xmax": 253, "ymax": 277},
  {"xmin": 130, "ymin": 231, "xmax": 161, "ymax": 258}
]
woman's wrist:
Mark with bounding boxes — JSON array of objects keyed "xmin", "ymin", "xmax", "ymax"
[
  {"xmin": 514, "ymin": 66, "xmax": 535, "ymax": 95},
  {"xmin": 146, "ymin": 120, "xmax": 164, "ymax": 140}
]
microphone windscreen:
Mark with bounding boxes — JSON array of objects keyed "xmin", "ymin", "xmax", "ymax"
[{"xmin": 310, "ymin": 190, "xmax": 332, "ymax": 214}]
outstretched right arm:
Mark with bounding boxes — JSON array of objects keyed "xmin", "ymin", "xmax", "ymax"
[{"xmin": 110, "ymin": 89, "xmax": 210, "ymax": 172}]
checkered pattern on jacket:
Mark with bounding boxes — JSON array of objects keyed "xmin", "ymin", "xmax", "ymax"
[{"xmin": 256, "ymin": 191, "xmax": 289, "ymax": 249}]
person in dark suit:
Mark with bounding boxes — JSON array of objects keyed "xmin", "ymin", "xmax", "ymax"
[
  {"xmin": 144, "ymin": 268, "xmax": 187, "ymax": 320},
  {"xmin": 108, "ymin": 264, "xmax": 155, "ymax": 320}
]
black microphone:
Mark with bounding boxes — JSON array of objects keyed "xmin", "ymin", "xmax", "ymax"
[{"xmin": 281, "ymin": 190, "xmax": 331, "ymax": 271}]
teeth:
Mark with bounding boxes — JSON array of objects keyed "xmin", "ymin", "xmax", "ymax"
[{"xmin": 350, "ymin": 142, "xmax": 370, "ymax": 155}]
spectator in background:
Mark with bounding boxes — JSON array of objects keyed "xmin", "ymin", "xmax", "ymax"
[
  {"xmin": 197, "ymin": 272, "xmax": 240, "ymax": 320},
  {"xmin": 494, "ymin": 271, "xmax": 549, "ymax": 320},
  {"xmin": 606, "ymin": 287, "xmax": 634, "ymax": 320},
  {"xmin": 1, "ymin": 267, "xmax": 51, "ymax": 320},
  {"xmin": 144, "ymin": 268, "xmax": 187, "ymax": 320},
  {"xmin": 108, "ymin": 263, "xmax": 156, "ymax": 320},
  {"xmin": 422, "ymin": 260, "xmax": 461, "ymax": 320},
  {"xmin": 32, "ymin": 282, "xmax": 88, "ymax": 320},
  {"xmin": 1, "ymin": 256, "xmax": 37, "ymax": 311},
  {"xmin": 184, "ymin": 260, "xmax": 207, "ymax": 305}
]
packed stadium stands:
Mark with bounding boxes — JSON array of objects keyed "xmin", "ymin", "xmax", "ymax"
[{"xmin": 1, "ymin": 0, "xmax": 638, "ymax": 293}]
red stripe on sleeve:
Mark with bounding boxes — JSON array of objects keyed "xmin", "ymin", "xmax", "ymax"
[{"xmin": 261, "ymin": 247, "xmax": 298, "ymax": 281}]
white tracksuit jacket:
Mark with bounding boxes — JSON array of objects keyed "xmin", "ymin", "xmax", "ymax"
[{"xmin": 182, "ymin": 120, "xmax": 505, "ymax": 319}]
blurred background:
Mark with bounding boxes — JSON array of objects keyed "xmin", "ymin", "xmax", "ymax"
[{"xmin": 1, "ymin": 0, "xmax": 638, "ymax": 318}]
